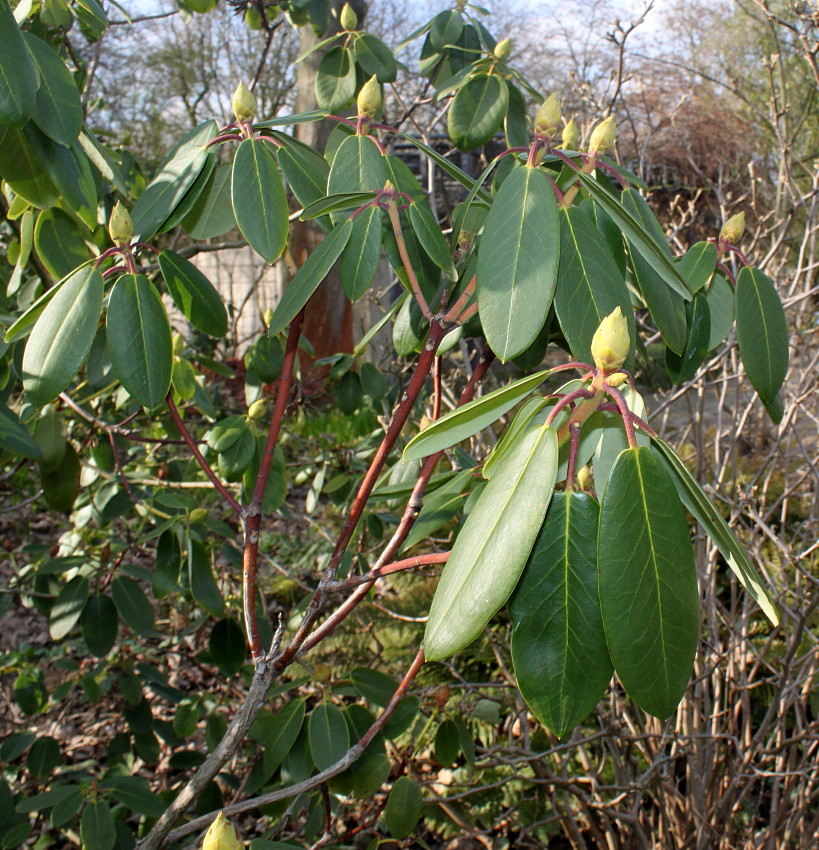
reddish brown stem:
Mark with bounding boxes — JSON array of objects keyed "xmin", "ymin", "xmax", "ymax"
[
  {"xmin": 331, "ymin": 552, "xmax": 450, "ymax": 591},
  {"xmin": 603, "ymin": 383, "xmax": 638, "ymax": 449},
  {"xmin": 443, "ymin": 275, "xmax": 476, "ymax": 324},
  {"xmin": 386, "ymin": 202, "xmax": 433, "ymax": 320},
  {"xmin": 564, "ymin": 423, "xmax": 581, "ymax": 492},
  {"xmin": 545, "ymin": 387, "xmax": 596, "ymax": 428},
  {"xmin": 432, "ymin": 357, "xmax": 442, "ymax": 421}
]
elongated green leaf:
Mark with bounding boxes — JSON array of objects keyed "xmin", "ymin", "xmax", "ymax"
[
  {"xmin": 315, "ymin": 45, "xmax": 356, "ymax": 113},
  {"xmin": 650, "ymin": 436, "xmax": 778, "ymax": 625},
  {"xmin": 188, "ymin": 540, "xmax": 224, "ymax": 617},
  {"xmin": 429, "ymin": 9, "xmax": 464, "ymax": 49},
  {"xmin": 341, "ymin": 205, "xmax": 382, "ymax": 301},
  {"xmin": 0, "ymin": 404, "xmax": 42, "ymax": 458},
  {"xmin": 110, "ymin": 576, "xmax": 155, "ymax": 636},
  {"xmin": 425, "ymin": 426, "xmax": 559, "ymax": 660},
  {"xmin": 159, "ymin": 250, "xmax": 228, "ymax": 337},
  {"xmin": 477, "ymin": 165, "xmax": 560, "ymax": 361},
  {"xmin": 41, "ymin": 443, "xmax": 80, "ymax": 510},
  {"xmin": 77, "ymin": 128, "xmax": 129, "ymax": 196},
  {"xmin": 131, "ymin": 120, "xmax": 217, "ymax": 241},
  {"xmin": 249, "ymin": 698, "xmax": 305, "ymax": 776},
  {"xmin": 409, "ymin": 201, "xmax": 452, "ymax": 273},
  {"xmin": 267, "ymin": 219, "xmax": 354, "ymax": 336},
  {"xmin": 598, "ymin": 446, "xmax": 699, "ymax": 719},
  {"xmin": 554, "ymin": 202, "xmax": 633, "ymax": 365},
  {"xmin": 99, "ymin": 777, "xmax": 165, "ymax": 818},
  {"xmin": 180, "ymin": 161, "xmax": 235, "ymax": 240},
  {"xmin": 157, "ymin": 151, "xmax": 216, "ymax": 233},
  {"xmin": 80, "ymin": 801, "xmax": 116, "ymax": 850},
  {"xmin": 482, "ymin": 396, "xmax": 549, "ymax": 479},
  {"xmin": 400, "ymin": 468, "xmax": 474, "ymax": 551},
  {"xmin": 0, "ymin": 126, "xmax": 58, "ymax": 208},
  {"xmin": 735, "ymin": 266, "xmax": 789, "ymax": 405},
  {"xmin": 49, "ymin": 576, "xmax": 89, "ymax": 641},
  {"xmin": 677, "ymin": 241, "xmax": 716, "ymax": 293},
  {"xmin": 231, "ymin": 137, "xmax": 288, "ymax": 263},
  {"xmin": 22, "ymin": 266, "xmax": 103, "ymax": 406},
  {"xmin": 106, "ymin": 274, "xmax": 172, "ymax": 408},
  {"xmin": 666, "ymin": 294, "xmax": 711, "ymax": 384},
  {"xmin": 81, "ymin": 594, "xmax": 117, "ymax": 657},
  {"xmin": 23, "ymin": 33, "xmax": 82, "ymax": 146},
  {"xmin": 301, "ymin": 191, "xmax": 377, "ymax": 219},
  {"xmin": 308, "ymin": 703, "xmax": 349, "ymax": 771},
  {"xmin": 328, "ymin": 134, "xmax": 387, "ymax": 196},
  {"xmin": 385, "ymin": 776, "xmax": 423, "ymax": 840},
  {"xmin": 277, "ymin": 145, "xmax": 329, "ymax": 210},
  {"xmin": 705, "ymin": 273, "xmax": 734, "ymax": 350},
  {"xmin": 0, "ymin": 0, "xmax": 36, "ymax": 127},
  {"xmin": 447, "ymin": 73, "xmax": 508, "ymax": 151},
  {"xmin": 404, "ymin": 367, "xmax": 554, "ymax": 462},
  {"xmin": 510, "ymin": 493, "xmax": 611, "ymax": 738},
  {"xmin": 252, "ymin": 109, "xmax": 328, "ymax": 129},
  {"xmin": 354, "ymin": 32, "xmax": 398, "ymax": 82},
  {"xmin": 33, "ymin": 208, "xmax": 90, "ymax": 279}
]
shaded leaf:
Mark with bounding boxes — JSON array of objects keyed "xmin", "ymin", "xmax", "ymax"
[
  {"xmin": 110, "ymin": 576, "xmax": 155, "ymax": 636},
  {"xmin": 159, "ymin": 250, "xmax": 228, "ymax": 337},
  {"xmin": 341, "ymin": 205, "xmax": 382, "ymax": 301},
  {"xmin": 49, "ymin": 575, "xmax": 89, "ymax": 641},
  {"xmin": 188, "ymin": 540, "xmax": 224, "ymax": 617},
  {"xmin": 0, "ymin": 404, "xmax": 42, "ymax": 458},
  {"xmin": 308, "ymin": 703, "xmax": 349, "ymax": 771},
  {"xmin": 180, "ymin": 161, "xmax": 235, "ymax": 240},
  {"xmin": 666, "ymin": 294, "xmax": 711, "ymax": 384},
  {"xmin": 315, "ymin": 45, "xmax": 356, "ymax": 113},
  {"xmin": 80, "ymin": 802, "xmax": 116, "ymax": 850},
  {"xmin": 447, "ymin": 73, "xmax": 508, "ymax": 151},
  {"xmin": 81, "ymin": 594, "xmax": 118, "ymax": 657},
  {"xmin": 33, "ymin": 207, "xmax": 90, "ymax": 279},
  {"xmin": 385, "ymin": 776, "xmax": 423, "ymax": 840},
  {"xmin": 0, "ymin": 0, "xmax": 36, "ymax": 127}
]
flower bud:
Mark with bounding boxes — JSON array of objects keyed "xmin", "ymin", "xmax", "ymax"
[
  {"xmin": 533, "ymin": 93, "xmax": 561, "ymax": 137},
  {"xmin": 231, "ymin": 80, "xmax": 256, "ymax": 124},
  {"xmin": 493, "ymin": 38, "xmax": 512, "ymax": 61},
  {"xmin": 560, "ymin": 117, "xmax": 579, "ymax": 150},
  {"xmin": 719, "ymin": 211, "xmax": 745, "ymax": 244},
  {"xmin": 108, "ymin": 202, "xmax": 134, "ymax": 246},
  {"xmin": 189, "ymin": 507, "xmax": 208, "ymax": 523},
  {"xmin": 591, "ymin": 306, "xmax": 630, "ymax": 373},
  {"xmin": 340, "ymin": 2, "xmax": 357, "ymax": 30},
  {"xmin": 576, "ymin": 464, "xmax": 592, "ymax": 491},
  {"xmin": 588, "ymin": 115, "xmax": 616, "ymax": 156},
  {"xmin": 172, "ymin": 333, "xmax": 185, "ymax": 357},
  {"xmin": 356, "ymin": 75, "xmax": 381, "ymax": 119},
  {"xmin": 202, "ymin": 813, "xmax": 243, "ymax": 850},
  {"xmin": 247, "ymin": 399, "xmax": 266, "ymax": 420}
]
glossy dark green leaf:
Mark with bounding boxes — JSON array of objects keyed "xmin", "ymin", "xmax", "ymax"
[
  {"xmin": 554, "ymin": 202, "xmax": 633, "ymax": 365},
  {"xmin": 153, "ymin": 529, "xmax": 181, "ymax": 599},
  {"xmin": 650, "ymin": 436, "xmax": 778, "ymax": 625},
  {"xmin": 33, "ymin": 207, "xmax": 90, "ymax": 279},
  {"xmin": 677, "ymin": 241, "xmax": 716, "ymax": 293},
  {"xmin": 81, "ymin": 594, "xmax": 118, "ymax": 657},
  {"xmin": 159, "ymin": 250, "xmax": 228, "ymax": 337},
  {"xmin": 300, "ymin": 190, "xmax": 377, "ymax": 219},
  {"xmin": 80, "ymin": 802, "xmax": 116, "ymax": 850},
  {"xmin": 267, "ymin": 218, "xmax": 354, "ymax": 336},
  {"xmin": 246, "ymin": 335, "xmax": 284, "ymax": 383},
  {"xmin": 315, "ymin": 45, "xmax": 356, "ymax": 112},
  {"xmin": 764, "ymin": 391, "xmax": 784, "ymax": 424},
  {"xmin": 33, "ymin": 411, "xmax": 66, "ymax": 471},
  {"xmin": 409, "ymin": 200, "xmax": 452, "ymax": 273},
  {"xmin": 50, "ymin": 787, "xmax": 83, "ymax": 828},
  {"xmin": 340, "ymin": 205, "xmax": 382, "ymax": 301},
  {"xmin": 477, "ymin": 165, "xmax": 560, "ymax": 361},
  {"xmin": 598, "ymin": 446, "xmax": 699, "ymax": 719},
  {"xmin": 705, "ymin": 273, "xmax": 734, "ymax": 350},
  {"xmin": 23, "ymin": 33, "xmax": 82, "ymax": 146},
  {"xmin": 385, "ymin": 776, "xmax": 423, "ymax": 840},
  {"xmin": 131, "ymin": 120, "xmax": 217, "ymax": 241},
  {"xmin": 0, "ymin": 404, "xmax": 42, "ymax": 458},
  {"xmin": 111, "ymin": 576, "xmax": 155, "ymax": 636},
  {"xmin": 188, "ymin": 540, "xmax": 224, "ymax": 617},
  {"xmin": 27, "ymin": 736, "xmax": 61, "ymax": 777},
  {"xmin": 620, "ymin": 188, "xmax": 687, "ymax": 353},
  {"xmin": 434, "ymin": 718, "xmax": 460, "ymax": 766},
  {"xmin": 308, "ymin": 703, "xmax": 349, "ymax": 771},
  {"xmin": 354, "ymin": 32, "xmax": 397, "ymax": 82},
  {"xmin": 22, "ymin": 266, "xmax": 103, "ymax": 406},
  {"xmin": 328, "ymin": 133, "xmax": 386, "ymax": 196},
  {"xmin": 40, "ymin": 443, "xmax": 80, "ymax": 510},
  {"xmin": 180, "ymin": 161, "xmax": 235, "ymax": 240},
  {"xmin": 208, "ymin": 617, "xmax": 246, "ymax": 676},
  {"xmin": 404, "ymin": 367, "xmax": 553, "ymax": 463},
  {"xmin": 232, "ymin": 138, "xmax": 288, "ymax": 263},
  {"xmin": 735, "ymin": 266, "xmax": 789, "ymax": 405},
  {"xmin": 429, "ymin": 9, "xmax": 464, "ymax": 50},
  {"xmin": 0, "ymin": 0, "xmax": 36, "ymax": 127},
  {"xmin": 217, "ymin": 424, "xmax": 255, "ymax": 481},
  {"xmin": 106, "ymin": 273, "xmax": 173, "ymax": 408},
  {"xmin": 49, "ymin": 575, "xmax": 89, "ymax": 641},
  {"xmin": 510, "ymin": 493, "xmax": 611, "ymax": 738},
  {"xmin": 99, "ymin": 776, "xmax": 165, "ymax": 818},
  {"xmin": 336, "ymin": 370, "xmax": 362, "ymax": 415},
  {"xmin": 15, "ymin": 784, "xmax": 78, "ymax": 814},
  {"xmin": 447, "ymin": 73, "xmax": 508, "ymax": 151},
  {"xmin": 666, "ymin": 294, "xmax": 711, "ymax": 384},
  {"xmin": 425, "ymin": 426, "xmax": 559, "ymax": 660},
  {"xmin": 504, "ymin": 81, "xmax": 529, "ymax": 148},
  {"xmin": 277, "ymin": 145, "xmax": 329, "ymax": 211},
  {"xmin": 249, "ymin": 698, "xmax": 305, "ymax": 776},
  {"xmin": 157, "ymin": 151, "xmax": 216, "ymax": 234},
  {"xmin": 0, "ymin": 127, "xmax": 58, "ymax": 207}
]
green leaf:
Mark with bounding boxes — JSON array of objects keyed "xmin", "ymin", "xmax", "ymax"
[
  {"xmin": 315, "ymin": 45, "xmax": 356, "ymax": 113},
  {"xmin": 705, "ymin": 273, "xmax": 734, "ymax": 351},
  {"xmin": 81, "ymin": 594, "xmax": 118, "ymax": 657},
  {"xmin": 156, "ymin": 151, "xmax": 216, "ymax": 234},
  {"xmin": 429, "ymin": 9, "xmax": 464, "ymax": 50},
  {"xmin": 106, "ymin": 273, "xmax": 173, "ymax": 408},
  {"xmin": 764, "ymin": 391, "xmax": 784, "ymax": 425},
  {"xmin": 153, "ymin": 529, "xmax": 181, "ymax": 599},
  {"xmin": 77, "ymin": 128, "xmax": 129, "ymax": 197},
  {"xmin": 328, "ymin": 133, "xmax": 387, "ymax": 195},
  {"xmin": 267, "ymin": 219, "xmax": 354, "ymax": 337},
  {"xmin": 130, "ymin": 120, "xmax": 218, "ymax": 241},
  {"xmin": 0, "ymin": 126, "xmax": 58, "ymax": 207},
  {"xmin": 80, "ymin": 802, "xmax": 116, "ymax": 850},
  {"xmin": 110, "ymin": 576, "xmax": 155, "ymax": 636},
  {"xmin": 476, "ymin": 165, "xmax": 560, "ymax": 361},
  {"xmin": 49, "ymin": 575, "xmax": 89, "ymax": 641},
  {"xmin": 447, "ymin": 73, "xmax": 508, "ymax": 151},
  {"xmin": 0, "ymin": 404, "xmax": 42, "ymax": 458},
  {"xmin": 22, "ymin": 266, "xmax": 103, "ymax": 406},
  {"xmin": 666, "ymin": 294, "xmax": 711, "ymax": 384},
  {"xmin": 677, "ymin": 240, "xmax": 716, "ymax": 293},
  {"xmin": 23, "ymin": 33, "xmax": 82, "ymax": 146},
  {"xmin": 180, "ymin": 161, "xmax": 235, "ymax": 240},
  {"xmin": 40, "ymin": 443, "xmax": 80, "ymax": 510},
  {"xmin": 425, "ymin": 426, "xmax": 559, "ymax": 660},
  {"xmin": 403, "ymin": 367, "xmax": 554, "ymax": 462},
  {"xmin": 33, "ymin": 207, "xmax": 90, "ymax": 279},
  {"xmin": 401, "ymin": 468, "xmax": 474, "ymax": 552},
  {"xmin": 99, "ymin": 776, "xmax": 165, "ymax": 818},
  {"xmin": 249, "ymin": 698, "xmax": 305, "ymax": 776},
  {"xmin": 735, "ymin": 266, "xmax": 789, "ymax": 405},
  {"xmin": 300, "ymin": 190, "xmax": 377, "ymax": 219},
  {"xmin": 482, "ymin": 395, "xmax": 549, "ymax": 479},
  {"xmin": 650, "ymin": 436, "xmax": 778, "ymax": 626},
  {"xmin": 340, "ymin": 205, "xmax": 382, "ymax": 301},
  {"xmin": 434, "ymin": 718, "xmax": 460, "ymax": 766},
  {"xmin": 158, "ymin": 250, "xmax": 228, "ymax": 337},
  {"xmin": 15, "ymin": 784, "xmax": 78, "ymax": 814},
  {"xmin": 308, "ymin": 703, "xmax": 349, "ymax": 771},
  {"xmin": 188, "ymin": 540, "xmax": 224, "ymax": 617},
  {"xmin": 27, "ymin": 736, "xmax": 61, "ymax": 777},
  {"xmin": 554, "ymin": 202, "xmax": 634, "ymax": 365},
  {"xmin": 354, "ymin": 32, "xmax": 398, "ymax": 82},
  {"xmin": 231, "ymin": 138, "xmax": 289, "ymax": 263},
  {"xmin": 598, "ymin": 446, "xmax": 699, "ymax": 719},
  {"xmin": 510, "ymin": 493, "xmax": 611, "ymax": 738},
  {"xmin": 409, "ymin": 201, "xmax": 452, "ymax": 273},
  {"xmin": 0, "ymin": 0, "xmax": 36, "ymax": 127},
  {"xmin": 208, "ymin": 617, "xmax": 246, "ymax": 676},
  {"xmin": 385, "ymin": 776, "xmax": 423, "ymax": 840},
  {"xmin": 619, "ymin": 188, "xmax": 688, "ymax": 353},
  {"xmin": 277, "ymin": 145, "xmax": 329, "ymax": 211}
]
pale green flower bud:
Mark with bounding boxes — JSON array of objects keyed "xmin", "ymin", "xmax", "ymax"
[
  {"xmin": 533, "ymin": 93, "xmax": 561, "ymax": 137},
  {"xmin": 247, "ymin": 399, "xmax": 266, "ymax": 420},
  {"xmin": 719, "ymin": 211, "xmax": 745, "ymax": 244},
  {"xmin": 340, "ymin": 2, "xmax": 357, "ymax": 30},
  {"xmin": 231, "ymin": 80, "xmax": 256, "ymax": 124},
  {"xmin": 356, "ymin": 75, "xmax": 381, "ymax": 119},
  {"xmin": 189, "ymin": 507, "xmax": 208, "ymax": 523},
  {"xmin": 560, "ymin": 117, "xmax": 579, "ymax": 150},
  {"xmin": 108, "ymin": 201, "xmax": 133, "ymax": 246},
  {"xmin": 493, "ymin": 38, "xmax": 512, "ymax": 61},
  {"xmin": 202, "ymin": 813, "xmax": 243, "ymax": 850},
  {"xmin": 588, "ymin": 115, "xmax": 616, "ymax": 156},
  {"xmin": 591, "ymin": 306, "xmax": 630, "ymax": 373}
]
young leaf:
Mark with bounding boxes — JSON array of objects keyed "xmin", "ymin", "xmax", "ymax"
[
  {"xmin": 425, "ymin": 426, "xmax": 559, "ymax": 661},
  {"xmin": 477, "ymin": 165, "xmax": 560, "ymax": 361},
  {"xmin": 158, "ymin": 250, "xmax": 228, "ymax": 337},
  {"xmin": 598, "ymin": 446, "xmax": 699, "ymax": 719},
  {"xmin": 650, "ymin": 436, "xmax": 778, "ymax": 625},
  {"xmin": 666, "ymin": 294, "xmax": 711, "ymax": 384},
  {"xmin": 106, "ymin": 274, "xmax": 173, "ymax": 408},
  {"xmin": 340, "ymin": 205, "xmax": 382, "ymax": 301},
  {"xmin": 447, "ymin": 73, "xmax": 508, "ymax": 151},
  {"xmin": 510, "ymin": 493, "xmax": 612, "ymax": 738},
  {"xmin": 231, "ymin": 137, "xmax": 289, "ymax": 263},
  {"xmin": 22, "ymin": 266, "xmax": 103, "ymax": 406},
  {"xmin": 735, "ymin": 266, "xmax": 789, "ymax": 406},
  {"xmin": 0, "ymin": 0, "xmax": 36, "ymax": 127},
  {"xmin": 308, "ymin": 703, "xmax": 349, "ymax": 771}
]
